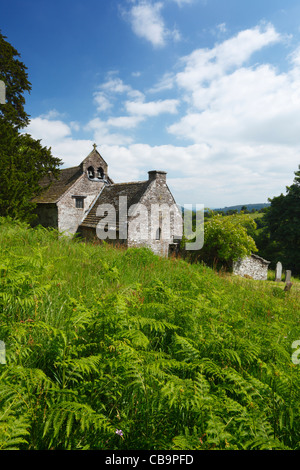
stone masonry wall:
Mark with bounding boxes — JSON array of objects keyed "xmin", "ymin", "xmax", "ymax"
[
  {"xmin": 127, "ymin": 171, "xmax": 183, "ymax": 257},
  {"xmin": 81, "ymin": 149, "xmax": 108, "ymax": 178},
  {"xmin": 58, "ymin": 174, "xmax": 105, "ymax": 234},
  {"xmin": 233, "ymin": 255, "xmax": 270, "ymax": 280}
]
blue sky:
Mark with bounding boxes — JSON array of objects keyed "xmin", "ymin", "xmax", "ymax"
[{"xmin": 2, "ymin": 0, "xmax": 300, "ymax": 207}]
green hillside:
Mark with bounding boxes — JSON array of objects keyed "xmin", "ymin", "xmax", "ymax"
[
  {"xmin": 0, "ymin": 217, "xmax": 300, "ymax": 450},
  {"xmin": 212, "ymin": 203, "xmax": 270, "ymax": 213}
]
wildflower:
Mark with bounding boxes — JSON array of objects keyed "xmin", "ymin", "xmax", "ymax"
[{"xmin": 116, "ymin": 429, "xmax": 123, "ymax": 437}]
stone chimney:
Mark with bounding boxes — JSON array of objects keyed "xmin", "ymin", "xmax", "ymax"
[{"xmin": 148, "ymin": 170, "xmax": 167, "ymax": 185}]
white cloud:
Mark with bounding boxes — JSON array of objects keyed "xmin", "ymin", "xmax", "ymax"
[
  {"xmin": 124, "ymin": 0, "xmax": 181, "ymax": 47},
  {"xmin": 107, "ymin": 115, "xmax": 145, "ymax": 128},
  {"xmin": 168, "ymin": 25, "xmax": 300, "ymax": 149},
  {"xmin": 24, "ymin": 112, "xmax": 298, "ymax": 208},
  {"xmin": 26, "ymin": 117, "xmax": 72, "ymax": 141},
  {"xmin": 40, "ymin": 109, "xmax": 66, "ymax": 120},
  {"xmin": 24, "ymin": 117, "xmax": 93, "ymax": 166},
  {"xmin": 93, "ymin": 92, "xmax": 112, "ymax": 113},
  {"xmin": 289, "ymin": 45, "xmax": 300, "ymax": 67},
  {"xmin": 159, "ymin": 23, "xmax": 300, "ymax": 205},
  {"xmin": 93, "ymin": 76, "xmax": 132, "ymax": 113},
  {"xmin": 175, "ymin": 23, "xmax": 281, "ymax": 91},
  {"xmin": 125, "ymin": 98, "xmax": 179, "ymax": 116},
  {"xmin": 24, "ymin": 23, "xmax": 300, "ymax": 207},
  {"xmin": 100, "ymin": 76, "xmax": 132, "ymax": 94},
  {"xmin": 85, "ymin": 96, "xmax": 179, "ymax": 145},
  {"xmin": 127, "ymin": 1, "xmax": 166, "ymax": 47},
  {"xmin": 216, "ymin": 23, "xmax": 227, "ymax": 34},
  {"xmin": 94, "ymin": 74, "xmax": 144, "ymax": 114},
  {"xmin": 148, "ymin": 72, "xmax": 175, "ymax": 93},
  {"xmin": 127, "ymin": 89, "xmax": 145, "ymax": 101},
  {"xmin": 132, "ymin": 71, "xmax": 141, "ymax": 77},
  {"xmin": 90, "ymin": 72, "xmax": 180, "ymax": 141},
  {"xmin": 70, "ymin": 121, "xmax": 80, "ymax": 132},
  {"xmin": 98, "ymin": 141, "xmax": 296, "ymax": 207},
  {"xmin": 170, "ymin": 0, "xmax": 195, "ymax": 5},
  {"xmin": 85, "ymin": 118, "xmax": 134, "ymax": 146}
]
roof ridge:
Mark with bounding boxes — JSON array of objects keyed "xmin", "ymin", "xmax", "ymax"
[
  {"xmin": 109, "ymin": 180, "xmax": 148, "ymax": 186},
  {"xmin": 60, "ymin": 165, "xmax": 80, "ymax": 170}
]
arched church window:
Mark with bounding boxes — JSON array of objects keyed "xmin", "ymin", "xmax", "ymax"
[{"xmin": 156, "ymin": 227, "xmax": 161, "ymax": 240}]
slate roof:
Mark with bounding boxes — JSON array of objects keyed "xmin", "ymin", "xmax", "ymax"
[
  {"xmin": 32, "ymin": 166, "xmax": 83, "ymax": 203},
  {"xmin": 251, "ymin": 254, "xmax": 271, "ymax": 265},
  {"xmin": 80, "ymin": 180, "xmax": 151, "ymax": 229},
  {"xmin": 33, "ymin": 166, "xmax": 114, "ymax": 204}
]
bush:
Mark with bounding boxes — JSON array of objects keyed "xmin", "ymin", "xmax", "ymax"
[{"xmin": 190, "ymin": 213, "xmax": 257, "ymax": 268}]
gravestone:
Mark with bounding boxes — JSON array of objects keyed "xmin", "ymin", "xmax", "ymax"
[
  {"xmin": 275, "ymin": 262, "xmax": 282, "ymax": 282},
  {"xmin": 285, "ymin": 270, "xmax": 292, "ymax": 283},
  {"xmin": 284, "ymin": 281, "xmax": 293, "ymax": 292}
]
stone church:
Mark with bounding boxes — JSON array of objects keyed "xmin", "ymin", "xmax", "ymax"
[{"xmin": 33, "ymin": 144, "xmax": 183, "ymax": 257}]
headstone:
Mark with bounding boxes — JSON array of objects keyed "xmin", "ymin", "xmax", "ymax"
[
  {"xmin": 284, "ymin": 281, "xmax": 293, "ymax": 292},
  {"xmin": 275, "ymin": 262, "xmax": 282, "ymax": 282},
  {"xmin": 285, "ymin": 270, "xmax": 292, "ymax": 283},
  {"xmin": 0, "ymin": 80, "xmax": 5, "ymax": 104}
]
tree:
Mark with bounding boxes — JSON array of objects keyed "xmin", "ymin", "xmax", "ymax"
[
  {"xmin": 240, "ymin": 205, "xmax": 249, "ymax": 213},
  {"xmin": 261, "ymin": 166, "xmax": 300, "ymax": 274},
  {"xmin": 188, "ymin": 213, "xmax": 257, "ymax": 269},
  {"xmin": 0, "ymin": 31, "xmax": 31, "ymax": 129},
  {"xmin": 0, "ymin": 122, "xmax": 61, "ymax": 221},
  {"xmin": 0, "ymin": 32, "xmax": 61, "ymax": 222}
]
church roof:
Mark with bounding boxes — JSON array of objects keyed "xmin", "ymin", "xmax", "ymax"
[
  {"xmin": 80, "ymin": 180, "xmax": 151, "ymax": 229},
  {"xmin": 32, "ymin": 166, "xmax": 83, "ymax": 203},
  {"xmin": 33, "ymin": 145, "xmax": 113, "ymax": 204}
]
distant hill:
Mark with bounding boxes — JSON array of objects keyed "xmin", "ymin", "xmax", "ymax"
[
  {"xmin": 180, "ymin": 203, "xmax": 270, "ymax": 213},
  {"xmin": 211, "ymin": 203, "xmax": 270, "ymax": 213}
]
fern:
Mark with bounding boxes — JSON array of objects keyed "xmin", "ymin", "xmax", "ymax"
[
  {"xmin": 172, "ymin": 333, "xmax": 200, "ymax": 362},
  {"xmin": 1, "ymin": 218, "xmax": 300, "ymax": 450},
  {"xmin": 53, "ymin": 354, "xmax": 103, "ymax": 387},
  {"xmin": 172, "ymin": 427, "xmax": 203, "ymax": 450},
  {"xmin": 0, "ymin": 411, "xmax": 30, "ymax": 450},
  {"xmin": 205, "ymin": 412, "xmax": 234, "ymax": 449},
  {"xmin": 42, "ymin": 401, "xmax": 114, "ymax": 449}
]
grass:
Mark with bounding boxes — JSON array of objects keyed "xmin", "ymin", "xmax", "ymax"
[{"xmin": 1, "ymin": 217, "xmax": 300, "ymax": 450}]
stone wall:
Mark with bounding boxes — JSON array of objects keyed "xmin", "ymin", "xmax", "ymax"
[
  {"xmin": 77, "ymin": 171, "xmax": 183, "ymax": 257},
  {"xmin": 127, "ymin": 171, "xmax": 183, "ymax": 257},
  {"xmin": 58, "ymin": 174, "xmax": 105, "ymax": 234},
  {"xmin": 80, "ymin": 149, "xmax": 108, "ymax": 179},
  {"xmin": 233, "ymin": 254, "xmax": 270, "ymax": 280}
]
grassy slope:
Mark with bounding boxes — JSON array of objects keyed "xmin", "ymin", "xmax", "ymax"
[{"xmin": 0, "ymin": 218, "xmax": 300, "ymax": 450}]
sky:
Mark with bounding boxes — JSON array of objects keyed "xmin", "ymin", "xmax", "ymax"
[{"xmin": 2, "ymin": 0, "xmax": 300, "ymax": 208}]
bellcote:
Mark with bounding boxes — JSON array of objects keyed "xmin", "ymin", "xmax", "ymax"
[{"xmin": 80, "ymin": 144, "xmax": 108, "ymax": 180}]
